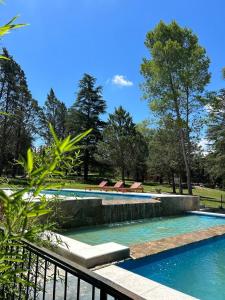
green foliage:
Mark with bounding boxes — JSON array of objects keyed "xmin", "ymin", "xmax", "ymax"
[
  {"xmin": 67, "ymin": 73, "xmax": 107, "ymax": 180},
  {"xmin": 40, "ymin": 88, "xmax": 68, "ymax": 144},
  {"xmin": 206, "ymin": 89, "xmax": 225, "ymax": 187},
  {"xmin": 141, "ymin": 21, "xmax": 211, "ymax": 194},
  {"xmin": 95, "ymin": 106, "xmax": 148, "ymax": 181},
  {"xmin": 0, "ymin": 49, "xmax": 41, "ymax": 176},
  {"xmin": 0, "ymin": 124, "xmax": 90, "ymax": 296},
  {"xmin": 0, "ymin": 15, "xmax": 27, "ymax": 59}
]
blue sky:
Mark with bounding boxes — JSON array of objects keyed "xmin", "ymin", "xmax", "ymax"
[{"xmin": 1, "ymin": 0, "xmax": 225, "ymax": 123}]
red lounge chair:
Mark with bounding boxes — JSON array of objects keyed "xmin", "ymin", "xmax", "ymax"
[
  {"xmin": 118, "ymin": 182, "xmax": 144, "ymax": 193},
  {"xmin": 85, "ymin": 181, "xmax": 108, "ymax": 190},
  {"xmin": 102, "ymin": 181, "xmax": 124, "ymax": 191}
]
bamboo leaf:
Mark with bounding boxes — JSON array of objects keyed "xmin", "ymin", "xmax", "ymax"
[{"xmin": 27, "ymin": 148, "xmax": 33, "ymax": 173}]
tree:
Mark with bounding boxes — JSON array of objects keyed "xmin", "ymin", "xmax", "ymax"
[
  {"xmin": 67, "ymin": 73, "xmax": 106, "ymax": 180},
  {"xmin": 141, "ymin": 21, "xmax": 210, "ymax": 194},
  {"xmin": 206, "ymin": 89, "xmax": 225, "ymax": 187},
  {"xmin": 40, "ymin": 88, "xmax": 67, "ymax": 144},
  {"xmin": 147, "ymin": 119, "xmax": 185, "ymax": 193},
  {"xmin": 0, "ymin": 49, "xmax": 40, "ymax": 176},
  {"xmin": 96, "ymin": 106, "xmax": 147, "ymax": 182}
]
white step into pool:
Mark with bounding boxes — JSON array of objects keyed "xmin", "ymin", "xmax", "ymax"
[{"xmin": 51, "ymin": 233, "xmax": 130, "ymax": 268}]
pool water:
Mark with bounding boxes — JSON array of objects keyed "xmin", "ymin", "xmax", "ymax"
[
  {"xmin": 119, "ymin": 236, "xmax": 225, "ymax": 300},
  {"xmin": 63, "ymin": 215, "xmax": 225, "ymax": 246},
  {"xmin": 42, "ymin": 189, "xmax": 151, "ymax": 201}
]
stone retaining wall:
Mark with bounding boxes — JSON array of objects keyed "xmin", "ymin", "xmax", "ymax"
[{"xmin": 50, "ymin": 194, "xmax": 199, "ymax": 228}]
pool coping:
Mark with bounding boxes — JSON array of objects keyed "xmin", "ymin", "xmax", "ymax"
[
  {"xmin": 130, "ymin": 222, "xmax": 225, "ymax": 259},
  {"xmin": 60, "ymin": 188, "xmax": 196, "ymax": 198},
  {"xmin": 95, "ymin": 265, "xmax": 197, "ymax": 299},
  {"xmin": 188, "ymin": 210, "xmax": 225, "ymax": 218}
]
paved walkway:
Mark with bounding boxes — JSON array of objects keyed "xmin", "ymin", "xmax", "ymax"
[
  {"xmin": 131, "ymin": 224, "xmax": 225, "ymax": 258},
  {"xmin": 102, "ymin": 198, "xmax": 160, "ymax": 205}
]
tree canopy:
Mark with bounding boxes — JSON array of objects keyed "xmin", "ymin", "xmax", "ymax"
[{"xmin": 141, "ymin": 21, "xmax": 211, "ymax": 194}]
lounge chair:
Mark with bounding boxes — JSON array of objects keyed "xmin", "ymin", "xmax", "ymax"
[
  {"xmin": 85, "ymin": 181, "xmax": 108, "ymax": 191},
  {"xmin": 102, "ymin": 181, "xmax": 124, "ymax": 191},
  {"xmin": 117, "ymin": 182, "xmax": 144, "ymax": 193}
]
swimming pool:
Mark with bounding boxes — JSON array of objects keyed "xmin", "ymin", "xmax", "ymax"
[
  {"xmin": 62, "ymin": 214, "xmax": 225, "ymax": 245},
  {"xmin": 119, "ymin": 235, "xmax": 225, "ymax": 300},
  {"xmin": 42, "ymin": 189, "xmax": 152, "ymax": 200}
]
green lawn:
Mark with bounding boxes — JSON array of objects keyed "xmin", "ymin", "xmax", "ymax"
[{"xmin": 1, "ymin": 177, "xmax": 225, "ymax": 208}]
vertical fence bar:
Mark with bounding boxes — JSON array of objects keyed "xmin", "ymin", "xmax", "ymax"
[
  {"xmin": 64, "ymin": 270, "xmax": 68, "ymax": 300},
  {"xmin": 12, "ymin": 244, "xmax": 17, "ymax": 300},
  {"xmin": 26, "ymin": 250, "xmax": 32, "ymax": 300},
  {"xmin": 34, "ymin": 255, "xmax": 39, "ymax": 300},
  {"xmin": 92, "ymin": 286, "xmax": 95, "ymax": 300},
  {"xmin": 52, "ymin": 264, "xmax": 57, "ymax": 300},
  {"xmin": 42, "ymin": 259, "xmax": 48, "ymax": 300},
  {"xmin": 77, "ymin": 278, "xmax": 80, "ymax": 300},
  {"xmin": 18, "ymin": 245, "xmax": 26, "ymax": 300},
  {"xmin": 100, "ymin": 289, "xmax": 107, "ymax": 300}
]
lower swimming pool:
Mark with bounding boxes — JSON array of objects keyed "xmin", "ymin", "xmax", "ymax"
[
  {"xmin": 63, "ymin": 214, "xmax": 225, "ymax": 246},
  {"xmin": 119, "ymin": 236, "xmax": 225, "ymax": 300}
]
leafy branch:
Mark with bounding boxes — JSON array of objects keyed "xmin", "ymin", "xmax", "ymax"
[{"xmin": 0, "ymin": 124, "xmax": 91, "ymax": 297}]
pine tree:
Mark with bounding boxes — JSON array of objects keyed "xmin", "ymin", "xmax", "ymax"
[
  {"xmin": 67, "ymin": 73, "xmax": 106, "ymax": 180},
  {"xmin": 40, "ymin": 88, "xmax": 67, "ymax": 144},
  {"xmin": 206, "ymin": 89, "xmax": 225, "ymax": 187},
  {"xmin": 0, "ymin": 48, "xmax": 40, "ymax": 176},
  {"xmin": 95, "ymin": 106, "xmax": 147, "ymax": 182}
]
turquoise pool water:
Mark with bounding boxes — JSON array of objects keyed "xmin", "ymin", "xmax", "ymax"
[
  {"xmin": 63, "ymin": 215, "xmax": 225, "ymax": 245},
  {"xmin": 119, "ymin": 236, "xmax": 225, "ymax": 300},
  {"xmin": 42, "ymin": 189, "xmax": 151, "ymax": 200}
]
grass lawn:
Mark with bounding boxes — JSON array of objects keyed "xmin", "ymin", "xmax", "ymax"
[{"xmin": 1, "ymin": 177, "xmax": 225, "ymax": 208}]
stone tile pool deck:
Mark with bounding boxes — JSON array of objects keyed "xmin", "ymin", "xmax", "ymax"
[
  {"xmin": 102, "ymin": 198, "xmax": 160, "ymax": 205},
  {"xmin": 130, "ymin": 223, "xmax": 225, "ymax": 259}
]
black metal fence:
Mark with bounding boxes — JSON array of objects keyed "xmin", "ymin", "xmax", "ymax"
[
  {"xmin": 1, "ymin": 239, "xmax": 143, "ymax": 300},
  {"xmin": 200, "ymin": 195, "xmax": 225, "ymax": 209}
]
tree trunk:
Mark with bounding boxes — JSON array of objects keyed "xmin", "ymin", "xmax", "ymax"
[
  {"xmin": 11, "ymin": 125, "xmax": 21, "ymax": 177},
  {"xmin": 179, "ymin": 128, "xmax": 192, "ymax": 194},
  {"xmin": 179, "ymin": 173, "xmax": 183, "ymax": 194},
  {"xmin": 121, "ymin": 166, "xmax": 125, "ymax": 183},
  {"xmin": 0, "ymin": 86, "xmax": 10, "ymax": 176},
  {"xmin": 83, "ymin": 149, "xmax": 89, "ymax": 181},
  {"xmin": 169, "ymin": 74, "xmax": 192, "ymax": 195},
  {"xmin": 171, "ymin": 171, "xmax": 176, "ymax": 193}
]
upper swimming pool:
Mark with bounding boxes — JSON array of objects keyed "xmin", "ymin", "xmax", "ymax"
[
  {"xmin": 119, "ymin": 235, "xmax": 225, "ymax": 300},
  {"xmin": 62, "ymin": 214, "xmax": 225, "ymax": 246},
  {"xmin": 42, "ymin": 189, "xmax": 152, "ymax": 201}
]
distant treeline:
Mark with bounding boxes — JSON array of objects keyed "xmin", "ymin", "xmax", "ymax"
[{"xmin": 0, "ymin": 22, "xmax": 225, "ymax": 195}]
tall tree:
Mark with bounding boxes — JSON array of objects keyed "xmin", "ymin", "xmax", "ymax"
[
  {"xmin": 40, "ymin": 88, "xmax": 67, "ymax": 144},
  {"xmin": 96, "ymin": 106, "xmax": 147, "ymax": 182},
  {"xmin": 148, "ymin": 119, "xmax": 185, "ymax": 193},
  {"xmin": 206, "ymin": 89, "xmax": 225, "ymax": 187},
  {"xmin": 141, "ymin": 21, "xmax": 210, "ymax": 194},
  {"xmin": 67, "ymin": 73, "xmax": 106, "ymax": 180},
  {"xmin": 0, "ymin": 48, "xmax": 40, "ymax": 176}
]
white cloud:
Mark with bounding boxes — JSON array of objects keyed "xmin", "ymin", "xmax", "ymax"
[
  {"xmin": 199, "ymin": 138, "xmax": 208, "ymax": 149},
  {"xmin": 198, "ymin": 138, "xmax": 209, "ymax": 155},
  {"xmin": 112, "ymin": 75, "xmax": 133, "ymax": 87}
]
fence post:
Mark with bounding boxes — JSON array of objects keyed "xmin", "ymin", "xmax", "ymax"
[{"xmin": 100, "ymin": 289, "xmax": 107, "ymax": 300}]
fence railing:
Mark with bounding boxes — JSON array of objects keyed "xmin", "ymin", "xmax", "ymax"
[
  {"xmin": 1, "ymin": 239, "xmax": 143, "ymax": 300},
  {"xmin": 200, "ymin": 195, "xmax": 225, "ymax": 209}
]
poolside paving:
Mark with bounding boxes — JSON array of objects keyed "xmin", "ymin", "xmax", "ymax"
[
  {"xmin": 130, "ymin": 224, "xmax": 225, "ymax": 258},
  {"xmin": 102, "ymin": 198, "xmax": 160, "ymax": 205}
]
